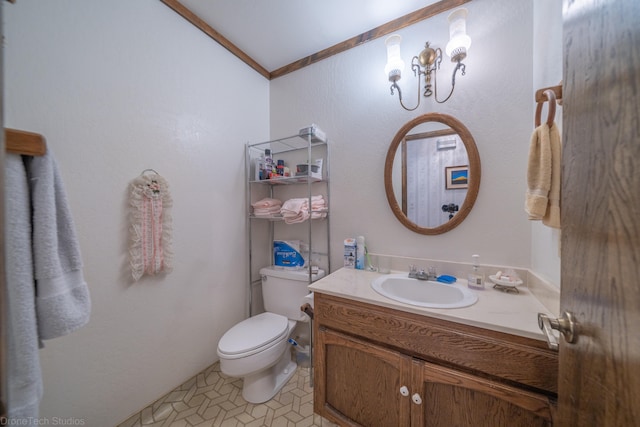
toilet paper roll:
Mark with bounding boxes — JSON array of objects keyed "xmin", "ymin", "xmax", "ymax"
[{"xmin": 302, "ymin": 292, "xmax": 314, "ymax": 309}]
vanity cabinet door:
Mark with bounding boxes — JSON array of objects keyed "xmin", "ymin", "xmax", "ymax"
[
  {"xmin": 411, "ymin": 359, "xmax": 555, "ymax": 427},
  {"xmin": 314, "ymin": 327, "xmax": 413, "ymax": 427}
]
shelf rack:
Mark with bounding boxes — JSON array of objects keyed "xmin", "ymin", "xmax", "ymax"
[{"xmin": 245, "ymin": 132, "xmax": 331, "ymax": 317}]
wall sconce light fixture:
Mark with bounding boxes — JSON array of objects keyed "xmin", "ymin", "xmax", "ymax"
[{"xmin": 385, "ymin": 8, "xmax": 471, "ymax": 111}]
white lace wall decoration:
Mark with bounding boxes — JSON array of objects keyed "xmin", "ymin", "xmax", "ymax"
[{"xmin": 129, "ymin": 169, "xmax": 173, "ymax": 281}]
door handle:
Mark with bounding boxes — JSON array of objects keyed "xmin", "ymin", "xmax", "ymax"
[{"xmin": 537, "ymin": 311, "xmax": 578, "ymax": 350}]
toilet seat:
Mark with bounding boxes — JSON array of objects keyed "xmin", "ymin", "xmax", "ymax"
[{"xmin": 218, "ymin": 312, "xmax": 289, "ymax": 359}]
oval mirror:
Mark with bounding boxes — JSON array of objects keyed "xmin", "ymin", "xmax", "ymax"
[{"xmin": 384, "ymin": 113, "xmax": 481, "ymax": 235}]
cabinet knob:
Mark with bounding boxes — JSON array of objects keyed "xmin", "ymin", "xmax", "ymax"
[
  {"xmin": 399, "ymin": 386, "xmax": 409, "ymax": 397},
  {"xmin": 411, "ymin": 393, "xmax": 422, "ymax": 405}
]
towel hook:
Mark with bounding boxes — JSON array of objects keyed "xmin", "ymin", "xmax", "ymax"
[{"xmin": 535, "ymin": 89, "xmax": 557, "ymax": 128}]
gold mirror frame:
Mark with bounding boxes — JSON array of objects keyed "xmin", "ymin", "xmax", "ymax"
[{"xmin": 384, "ymin": 113, "xmax": 481, "ymax": 235}]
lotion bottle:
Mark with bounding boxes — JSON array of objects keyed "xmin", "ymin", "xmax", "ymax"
[
  {"xmin": 467, "ymin": 254, "xmax": 485, "ymax": 290},
  {"xmin": 264, "ymin": 149, "xmax": 274, "ymax": 178},
  {"xmin": 355, "ymin": 236, "xmax": 366, "ymax": 270}
]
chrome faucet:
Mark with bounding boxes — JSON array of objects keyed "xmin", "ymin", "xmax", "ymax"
[
  {"xmin": 408, "ymin": 265, "xmax": 418, "ymax": 278},
  {"xmin": 409, "ymin": 265, "xmax": 437, "ymax": 281},
  {"xmin": 415, "ymin": 269, "xmax": 430, "ymax": 280}
]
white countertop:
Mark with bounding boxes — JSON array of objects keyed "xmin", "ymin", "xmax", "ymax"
[{"xmin": 308, "ymin": 267, "xmax": 554, "ymax": 341}]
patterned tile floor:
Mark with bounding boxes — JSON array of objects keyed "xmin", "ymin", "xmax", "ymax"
[{"xmin": 117, "ymin": 361, "xmax": 338, "ymax": 427}]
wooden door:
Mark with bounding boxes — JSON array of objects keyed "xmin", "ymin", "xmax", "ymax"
[
  {"xmin": 0, "ymin": 3, "xmax": 7, "ymax": 420},
  {"xmin": 314, "ymin": 327, "xmax": 412, "ymax": 427},
  {"xmin": 411, "ymin": 360, "xmax": 554, "ymax": 427},
  {"xmin": 561, "ymin": 0, "xmax": 640, "ymax": 425}
]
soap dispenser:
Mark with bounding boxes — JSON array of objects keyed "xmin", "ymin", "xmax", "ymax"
[{"xmin": 467, "ymin": 254, "xmax": 485, "ymax": 290}]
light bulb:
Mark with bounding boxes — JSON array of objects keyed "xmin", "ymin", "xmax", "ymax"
[
  {"xmin": 384, "ymin": 34, "xmax": 405, "ymax": 81},
  {"xmin": 445, "ymin": 8, "xmax": 471, "ymax": 60}
]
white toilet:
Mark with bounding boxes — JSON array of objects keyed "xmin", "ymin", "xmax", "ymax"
[{"xmin": 217, "ymin": 266, "xmax": 324, "ymax": 403}]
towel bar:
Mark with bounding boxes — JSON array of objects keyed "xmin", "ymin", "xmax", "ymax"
[{"xmin": 535, "ymin": 89, "xmax": 557, "ymax": 127}]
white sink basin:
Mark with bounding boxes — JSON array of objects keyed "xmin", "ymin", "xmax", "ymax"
[{"xmin": 371, "ymin": 274, "xmax": 478, "ymax": 309}]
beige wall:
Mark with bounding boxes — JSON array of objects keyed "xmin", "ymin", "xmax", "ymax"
[
  {"xmin": 5, "ymin": 0, "xmax": 269, "ymax": 424},
  {"xmin": 532, "ymin": 0, "xmax": 562, "ymax": 286},
  {"xmin": 270, "ymin": 0, "xmax": 538, "ymax": 272},
  {"xmin": 4, "ymin": 0, "xmax": 561, "ymax": 425}
]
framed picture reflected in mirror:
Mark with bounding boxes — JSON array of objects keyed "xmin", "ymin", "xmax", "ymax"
[{"xmin": 445, "ymin": 165, "xmax": 469, "ymax": 190}]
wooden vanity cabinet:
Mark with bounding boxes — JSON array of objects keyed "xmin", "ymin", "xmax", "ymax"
[{"xmin": 313, "ymin": 293, "xmax": 558, "ymax": 427}]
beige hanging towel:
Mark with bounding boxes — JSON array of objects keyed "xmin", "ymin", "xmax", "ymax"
[
  {"xmin": 129, "ymin": 170, "xmax": 173, "ymax": 281},
  {"xmin": 542, "ymin": 123, "xmax": 561, "ymax": 229},
  {"xmin": 525, "ymin": 124, "xmax": 552, "ymax": 220},
  {"xmin": 525, "ymin": 123, "xmax": 561, "ymax": 228}
]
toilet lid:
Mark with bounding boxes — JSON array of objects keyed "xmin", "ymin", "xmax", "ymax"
[{"xmin": 218, "ymin": 312, "xmax": 289, "ymax": 356}]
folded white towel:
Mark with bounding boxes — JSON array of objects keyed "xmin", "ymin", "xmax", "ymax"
[
  {"xmin": 281, "ymin": 198, "xmax": 308, "ymax": 215},
  {"xmin": 6, "ymin": 155, "xmax": 43, "ymax": 421},
  {"xmin": 280, "ymin": 196, "xmax": 326, "ymax": 224},
  {"xmin": 24, "ymin": 151, "xmax": 91, "ymax": 340},
  {"xmin": 6, "ymin": 150, "xmax": 90, "ymax": 422},
  {"xmin": 254, "ymin": 207, "xmax": 281, "ymax": 213},
  {"xmin": 251, "ymin": 198, "xmax": 282, "ymax": 208},
  {"xmin": 281, "ymin": 196, "xmax": 325, "ymax": 213},
  {"xmin": 284, "ymin": 212, "xmax": 310, "ymax": 224},
  {"xmin": 253, "ymin": 205, "xmax": 282, "ymax": 217},
  {"xmin": 252, "ymin": 198, "xmax": 284, "ymax": 217}
]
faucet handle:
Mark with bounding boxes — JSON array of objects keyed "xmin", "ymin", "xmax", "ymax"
[{"xmin": 408, "ymin": 265, "xmax": 417, "ymax": 278}]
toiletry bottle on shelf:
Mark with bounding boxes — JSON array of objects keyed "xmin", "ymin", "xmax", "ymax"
[
  {"xmin": 264, "ymin": 149, "xmax": 274, "ymax": 179},
  {"xmin": 256, "ymin": 154, "xmax": 265, "ymax": 180},
  {"xmin": 355, "ymin": 236, "xmax": 366, "ymax": 270},
  {"xmin": 467, "ymin": 254, "xmax": 485, "ymax": 290}
]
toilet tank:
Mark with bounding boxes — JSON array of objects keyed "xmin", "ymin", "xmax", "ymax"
[{"xmin": 260, "ymin": 266, "xmax": 325, "ymax": 321}]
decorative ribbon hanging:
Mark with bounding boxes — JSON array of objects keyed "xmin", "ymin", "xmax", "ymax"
[{"xmin": 129, "ymin": 169, "xmax": 173, "ymax": 281}]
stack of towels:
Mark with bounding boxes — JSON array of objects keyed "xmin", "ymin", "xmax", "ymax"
[
  {"xmin": 251, "ymin": 198, "xmax": 282, "ymax": 217},
  {"xmin": 281, "ymin": 195, "xmax": 327, "ymax": 224},
  {"xmin": 251, "ymin": 195, "xmax": 327, "ymax": 223}
]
